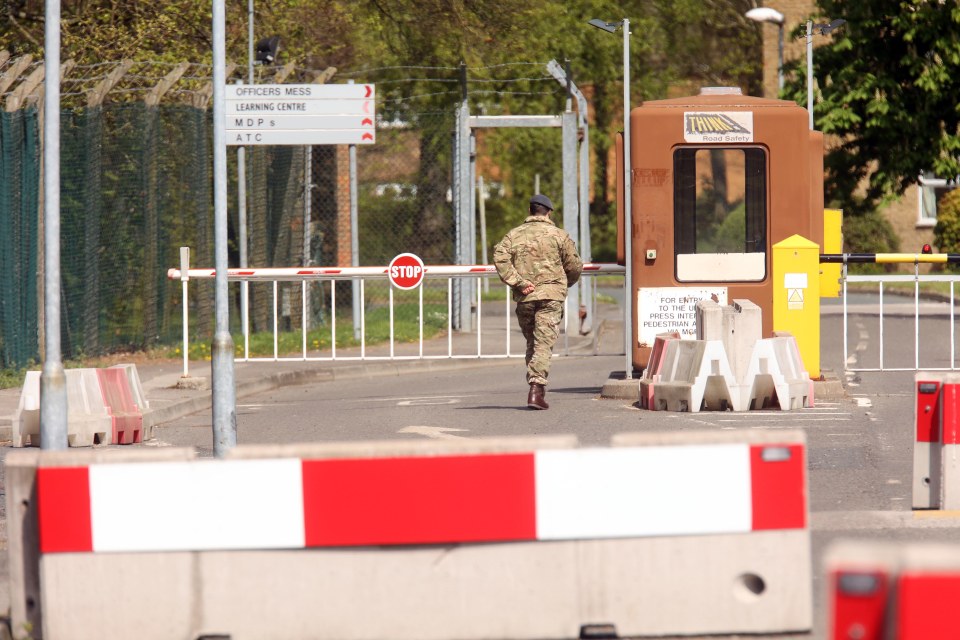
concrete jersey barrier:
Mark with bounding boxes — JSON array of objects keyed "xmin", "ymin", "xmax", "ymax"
[{"xmin": 10, "ymin": 431, "xmax": 812, "ymax": 639}]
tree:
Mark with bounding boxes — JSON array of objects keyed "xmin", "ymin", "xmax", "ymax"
[
  {"xmin": 785, "ymin": 0, "xmax": 960, "ymax": 216},
  {"xmin": 1, "ymin": 0, "xmax": 764, "ymax": 264},
  {"xmin": 2, "ymin": 0, "xmax": 358, "ymax": 68}
]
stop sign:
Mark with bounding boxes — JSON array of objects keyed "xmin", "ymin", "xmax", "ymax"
[{"xmin": 388, "ymin": 253, "xmax": 425, "ymax": 290}]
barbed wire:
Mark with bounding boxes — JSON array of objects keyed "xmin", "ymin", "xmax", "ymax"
[{"xmin": 0, "ymin": 56, "xmax": 564, "ymax": 109}]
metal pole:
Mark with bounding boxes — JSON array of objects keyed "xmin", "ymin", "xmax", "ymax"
[
  {"xmin": 469, "ymin": 133, "xmax": 477, "ymax": 311},
  {"xmin": 241, "ymin": 0, "xmax": 254, "ymax": 354},
  {"xmin": 622, "ymin": 18, "xmax": 634, "ymax": 379},
  {"xmin": 777, "ymin": 23, "xmax": 785, "ymax": 92},
  {"xmin": 248, "ymin": 0, "xmax": 255, "ymax": 83},
  {"xmin": 456, "ymin": 82, "xmax": 472, "ymax": 332},
  {"xmin": 478, "ymin": 175, "xmax": 489, "ymax": 293},
  {"xmin": 212, "ymin": 0, "xmax": 237, "ymax": 456},
  {"xmin": 349, "ymin": 80, "xmax": 361, "ymax": 340},
  {"xmin": 545, "ymin": 59, "xmax": 592, "ymax": 334},
  {"xmin": 562, "ymin": 109, "xmax": 579, "ymax": 351},
  {"xmin": 180, "ymin": 247, "xmax": 190, "ymax": 377},
  {"xmin": 806, "ymin": 20, "xmax": 814, "ymax": 130},
  {"xmin": 236, "ymin": 81, "xmax": 249, "ymax": 357},
  {"xmin": 40, "ymin": 0, "xmax": 67, "ymax": 449},
  {"xmin": 303, "ymin": 145, "xmax": 312, "ymax": 328}
]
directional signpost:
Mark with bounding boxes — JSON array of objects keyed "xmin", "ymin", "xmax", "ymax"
[{"xmin": 225, "ymin": 83, "xmax": 376, "ymax": 146}]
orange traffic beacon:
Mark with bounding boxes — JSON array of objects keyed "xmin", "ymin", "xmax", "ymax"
[{"xmin": 620, "ymin": 87, "xmax": 824, "ymax": 371}]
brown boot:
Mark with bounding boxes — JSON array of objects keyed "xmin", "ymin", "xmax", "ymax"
[{"xmin": 527, "ymin": 383, "xmax": 549, "ymax": 410}]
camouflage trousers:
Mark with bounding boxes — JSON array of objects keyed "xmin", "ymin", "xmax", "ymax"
[{"xmin": 515, "ymin": 299, "xmax": 563, "ymax": 386}]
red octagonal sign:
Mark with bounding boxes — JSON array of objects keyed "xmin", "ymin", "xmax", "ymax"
[{"xmin": 388, "ymin": 253, "xmax": 425, "ymax": 290}]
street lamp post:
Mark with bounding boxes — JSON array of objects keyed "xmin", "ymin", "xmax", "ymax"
[
  {"xmin": 805, "ymin": 18, "xmax": 846, "ymax": 130},
  {"xmin": 589, "ymin": 18, "xmax": 633, "ymax": 379},
  {"xmin": 745, "ymin": 7, "xmax": 785, "ymax": 93},
  {"xmin": 806, "ymin": 20, "xmax": 814, "ymax": 129}
]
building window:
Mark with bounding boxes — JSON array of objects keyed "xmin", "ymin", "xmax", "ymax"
[
  {"xmin": 674, "ymin": 147, "xmax": 767, "ymax": 282},
  {"xmin": 918, "ymin": 171, "xmax": 958, "ymax": 228}
]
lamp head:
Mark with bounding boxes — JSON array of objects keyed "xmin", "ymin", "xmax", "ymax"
[
  {"xmin": 255, "ymin": 35, "xmax": 281, "ymax": 64},
  {"xmin": 588, "ymin": 18, "xmax": 620, "ymax": 33},
  {"xmin": 815, "ymin": 18, "xmax": 846, "ymax": 35},
  {"xmin": 745, "ymin": 7, "xmax": 785, "ymax": 25}
]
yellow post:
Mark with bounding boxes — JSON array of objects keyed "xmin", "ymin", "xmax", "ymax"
[
  {"xmin": 820, "ymin": 208, "xmax": 842, "ymax": 298},
  {"xmin": 773, "ymin": 235, "xmax": 820, "ymax": 379}
]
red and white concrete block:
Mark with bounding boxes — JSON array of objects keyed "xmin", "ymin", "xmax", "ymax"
[
  {"xmin": 13, "ymin": 431, "xmax": 811, "ymax": 640},
  {"xmin": 37, "ymin": 442, "xmax": 805, "ymax": 553}
]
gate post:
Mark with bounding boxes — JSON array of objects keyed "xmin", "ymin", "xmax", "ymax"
[{"xmin": 773, "ymin": 235, "xmax": 820, "ymax": 379}]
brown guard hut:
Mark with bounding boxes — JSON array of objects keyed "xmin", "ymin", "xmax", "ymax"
[{"xmin": 617, "ymin": 87, "xmax": 824, "ymax": 371}]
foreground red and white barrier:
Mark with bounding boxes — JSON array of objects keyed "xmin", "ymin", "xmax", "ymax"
[
  {"xmin": 38, "ymin": 440, "xmax": 804, "ymax": 553},
  {"xmin": 9, "ymin": 431, "xmax": 811, "ymax": 640},
  {"xmin": 827, "ymin": 540, "xmax": 960, "ymax": 640}
]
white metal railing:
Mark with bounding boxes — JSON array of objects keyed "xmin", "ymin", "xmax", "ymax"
[
  {"xmin": 167, "ymin": 262, "xmax": 625, "ymax": 371},
  {"xmin": 840, "ymin": 269, "xmax": 960, "ymax": 372}
]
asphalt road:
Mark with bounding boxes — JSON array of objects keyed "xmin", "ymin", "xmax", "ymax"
[{"xmin": 149, "ymin": 305, "xmax": 960, "ymax": 639}]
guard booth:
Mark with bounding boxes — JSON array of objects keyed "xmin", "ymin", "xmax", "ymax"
[{"xmin": 617, "ymin": 87, "xmax": 825, "ymax": 371}]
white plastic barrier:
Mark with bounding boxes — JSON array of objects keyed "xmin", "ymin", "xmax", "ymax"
[
  {"xmin": 10, "ymin": 430, "xmax": 812, "ymax": 639},
  {"xmin": 643, "ymin": 302, "xmax": 812, "ymax": 413},
  {"xmin": 13, "ymin": 369, "xmax": 113, "ymax": 447},
  {"xmin": 12, "ymin": 371, "xmax": 40, "ymax": 448},
  {"xmin": 826, "ymin": 540, "xmax": 960, "ymax": 640},
  {"xmin": 697, "ymin": 299, "xmax": 762, "ymax": 383},
  {"xmin": 651, "ymin": 339, "xmax": 741, "ymax": 412},
  {"xmin": 14, "ymin": 366, "xmax": 148, "ymax": 447},
  {"xmin": 742, "ymin": 334, "xmax": 814, "ymax": 410}
]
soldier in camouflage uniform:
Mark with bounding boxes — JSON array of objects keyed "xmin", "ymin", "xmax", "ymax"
[{"xmin": 493, "ymin": 194, "xmax": 583, "ymax": 410}]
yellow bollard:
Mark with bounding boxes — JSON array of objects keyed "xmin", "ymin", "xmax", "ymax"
[
  {"xmin": 773, "ymin": 235, "xmax": 820, "ymax": 379},
  {"xmin": 820, "ymin": 209, "xmax": 842, "ymax": 298}
]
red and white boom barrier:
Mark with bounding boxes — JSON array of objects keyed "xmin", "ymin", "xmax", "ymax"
[
  {"xmin": 827, "ymin": 540, "xmax": 960, "ymax": 640},
  {"xmin": 8, "ymin": 430, "xmax": 810, "ymax": 640},
  {"xmin": 166, "ymin": 262, "xmax": 625, "ymax": 282},
  {"xmin": 912, "ymin": 372, "xmax": 960, "ymax": 510}
]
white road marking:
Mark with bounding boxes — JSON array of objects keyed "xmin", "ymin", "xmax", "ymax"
[
  {"xmin": 399, "ymin": 398, "xmax": 462, "ymax": 406},
  {"xmin": 853, "ymin": 397, "xmax": 873, "ymax": 408},
  {"xmin": 366, "ymin": 395, "xmax": 472, "ymax": 406},
  {"xmin": 719, "ymin": 417, "xmax": 851, "ymax": 423},
  {"xmin": 398, "ymin": 426, "xmax": 471, "ymax": 440}
]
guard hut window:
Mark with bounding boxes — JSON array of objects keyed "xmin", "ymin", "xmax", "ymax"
[{"xmin": 674, "ymin": 147, "xmax": 767, "ymax": 282}]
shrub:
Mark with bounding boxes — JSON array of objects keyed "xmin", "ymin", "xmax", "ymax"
[
  {"xmin": 934, "ymin": 189, "xmax": 960, "ymax": 254},
  {"xmin": 842, "ymin": 210, "xmax": 901, "ymax": 274}
]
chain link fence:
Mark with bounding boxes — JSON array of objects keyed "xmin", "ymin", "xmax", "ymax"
[
  {"xmin": 0, "ymin": 58, "xmax": 571, "ymax": 368},
  {"xmin": 0, "ymin": 109, "xmax": 40, "ymax": 369}
]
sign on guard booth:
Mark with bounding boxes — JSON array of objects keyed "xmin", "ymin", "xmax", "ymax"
[
  {"xmin": 827, "ymin": 540, "xmax": 960, "ymax": 640},
  {"xmin": 8, "ymin": 430, "xmax": 811, "ymax": 640}
]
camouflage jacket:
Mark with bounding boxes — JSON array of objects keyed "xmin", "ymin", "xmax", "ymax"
[{"xmin": 493, "ymin": 215, "xmax": 583, "ymax": 302}]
